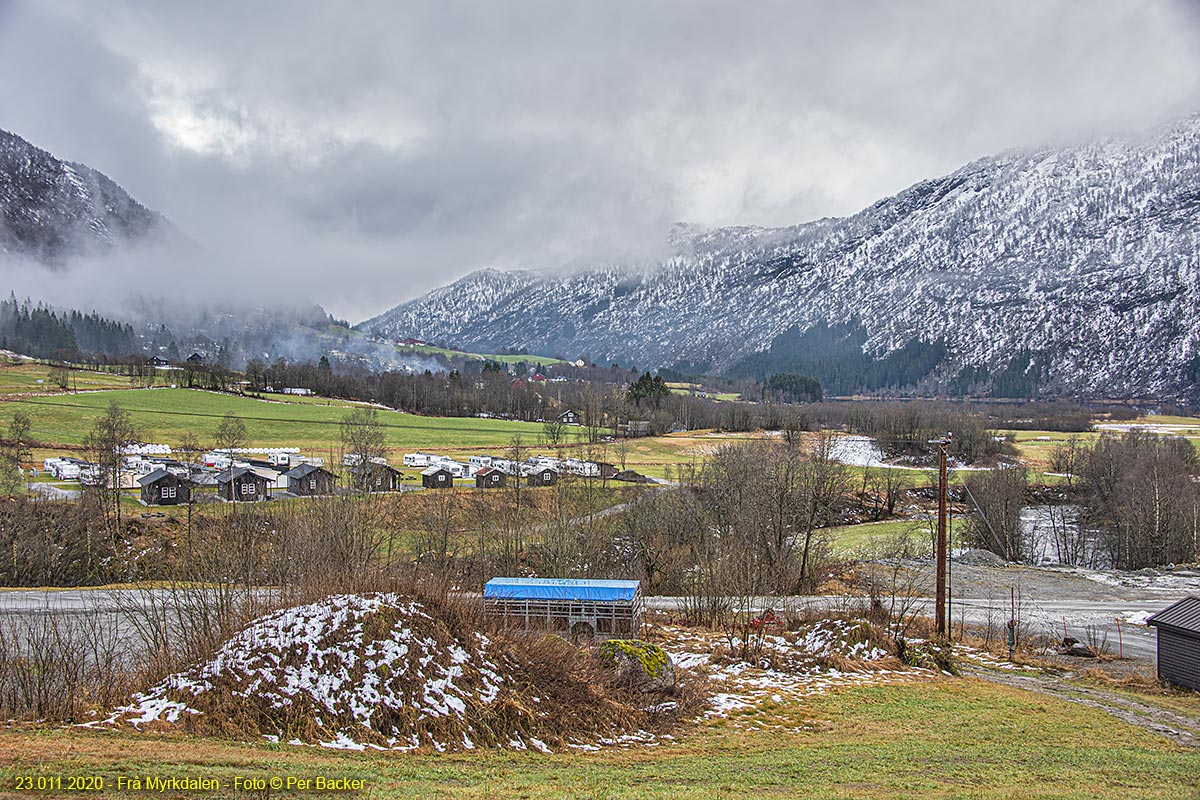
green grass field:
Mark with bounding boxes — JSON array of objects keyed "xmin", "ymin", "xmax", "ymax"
[
  {"xmin": 1, "ymin": 388, "xmax": 573, "ymax": 456},
  {"xmin": 1, "ymin": 680, "xmax": 1195, "ymax": 798},
  {"xmin": 824, "ymin": 518, "xmax": 934, "ymax": 555},
  {"xmin": 0, "ymin": 363, "xmax": 132, "ymax": 393}
]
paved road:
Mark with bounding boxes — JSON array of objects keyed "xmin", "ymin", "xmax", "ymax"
[{"xmin": 0, "ymin": 585, "xmax": 1174, "ymax": 663}]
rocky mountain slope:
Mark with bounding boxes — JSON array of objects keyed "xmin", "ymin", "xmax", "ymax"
[
  {"xmin": 0, "ymin": 128, "xmax": 174, "ymax": 264},
  {"xmin": 361, "ymin": 115, "xmax": 1200, "ymax": 399}
]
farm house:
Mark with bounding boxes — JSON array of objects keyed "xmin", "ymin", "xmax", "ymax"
[{"xmin": 483, "ymin": 577, "xmax": 643, "ymax": 638}]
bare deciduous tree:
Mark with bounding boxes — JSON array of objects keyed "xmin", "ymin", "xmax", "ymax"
[
  {"xmin": 341, "ymin": 407, "xmax": 387, "ymax": 491},
  {"xmin": 214, "ymin": 412, "xmax": 247, "ymax": 459},
  {"xmin": 963, "ymin": 465, "xmax": 1028, "ymax": 562},
  {"xmin": 84, "ymin": 401, "xmax": 139, "ymax": 538}
]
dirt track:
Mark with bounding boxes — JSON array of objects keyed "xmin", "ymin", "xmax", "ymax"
[{"xmin": 966, "ymin": 667, "xmax": 1200, "ymax": 748}]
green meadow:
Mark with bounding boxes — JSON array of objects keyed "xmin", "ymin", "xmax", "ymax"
[{"xmin": 1, "ymin": 388, "xmax": 569, "ymax": 456}]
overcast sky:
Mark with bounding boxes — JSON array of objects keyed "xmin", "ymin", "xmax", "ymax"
[{"xmin": 2, "ymin": 0, "xmax": 1199, "ymax": 322}]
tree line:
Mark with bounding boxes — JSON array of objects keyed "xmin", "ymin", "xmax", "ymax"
[
  {"xmin": 960, "ymin": 430, "xmax": 1199, "ymax": 569},
  {"xmin": 0, "ymin": 295, "xmax": 137, "ymax": 361}
]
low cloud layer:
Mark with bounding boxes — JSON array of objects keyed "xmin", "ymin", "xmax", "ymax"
[{"xmin": 2, "ymin": 1, "xmax": 1199, "ymax": 322}]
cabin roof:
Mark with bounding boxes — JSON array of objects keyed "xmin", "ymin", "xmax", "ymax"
[
  {"xmin": 216, "ymin": 466, "xmax": 266, "ymax": 483},
  {"xmin": 284, "ymin": 463, "xmax": 330, "ymax": 479},
  {"xmin": 137, "ymin": 468, "xmax": 177, "ymax": 486}
]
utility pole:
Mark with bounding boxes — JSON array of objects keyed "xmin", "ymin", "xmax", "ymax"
[{"xmin": 935, "ymin": 437, "xmax": 949, "ymax": 638}]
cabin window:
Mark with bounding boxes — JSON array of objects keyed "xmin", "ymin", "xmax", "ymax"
[
  {"xmin": 543, "ymin": 472, "xmax": 551, "ymax": 481},
  {"xmin": 438, "ymin": 474, "xmax": 446, "ymax": 482},
  {"xmin": 244, "ymin": 483, "xmax": 256, "ymax": 495},
  {"xmin": 163, "ymin": 486, "xmax": 175, "ymax": 499},
  {"xmin": 309, "ymin": 478, "xmax": 316, "ymax": 490},
  {"xmin": 376, "ymin": 476, "xmax": 382, "ymax": 486}
]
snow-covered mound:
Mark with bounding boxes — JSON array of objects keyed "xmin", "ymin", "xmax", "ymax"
[{"xmin": 110, "ymin": 594, "xmax": 636, "ymax": 752}]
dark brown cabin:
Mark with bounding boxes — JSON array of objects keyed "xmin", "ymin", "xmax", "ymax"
[
  {"xmin": 350, "ymin": 462, "xmax": 403, "ymax": 492},
  {"xmin": 475, "ymin": 466, "xmax": 507, "ymax": 489},
  {"xmin": 285, "ymin": 463, "xmax": 337, "ymax": 496},
  {"xmin": 422, "ymin": 467, "xmax": 454, "ymax": 489},
  {"xmin": 217, "ymin": 467, "xmax": 270, "ymax": 502},
  {"xmin": 138, "ymin": 469, "xmax": 191, "ymax": 505},
  {"xmin": 526, "ymin": 467, "xmax": 559, "ymax": 487}
]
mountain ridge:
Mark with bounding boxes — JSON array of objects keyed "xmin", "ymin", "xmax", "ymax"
[
  {"xmin": 361, "ymin": 114, "xmax": 1200, "ymax": 399},
  {"xmin": 0, "ymin": 128, "xmax": 179, "ymax": 264}
]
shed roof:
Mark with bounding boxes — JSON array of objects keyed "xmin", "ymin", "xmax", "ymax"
[
  {"xmin": 216, "ymin": 466, "xmax": 266, "ymax": 483},
  {"xmin": 137, "ymin": 468, "xmax": 176, "ymax": 486},
  {"xmin": 421, "ymin": 465, "xmax": 452, "ymax": 476},
  {"xmin": 1147, "ymin": 595, "xmax": 1200, "ymax": 636},
  {"xmin": 284, "ymin": 462, "xmax": 330, "ymax": 479},
  {"xmin": 484, "ymin": 577, "xmax": 640, "ymax": 602},
  {"xmin": 351, "ymin": 462, "xmax": 400, "ymax": 474}
]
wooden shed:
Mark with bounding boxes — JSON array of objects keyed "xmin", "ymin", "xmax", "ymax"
[
  {"xmin": 350, "ymin": 462, "xmax": 403, "ymax": 492},
  {"xmin": 484, "ymin": 578, "xmax": 643, "ymax": 638},
  {"xmin": 285, "ymin": 463, "xmax": 337, "ymax": 496},
  {"xmin": 526, "ymin": 467, "xmax": 559, "ymax": 487},
  {"xmin": 421, "ymin": 466, "xmax": 454, "ymax": 489},
  {"xmin": 557, "ymin": 409, "xmax": 580, "ymax": 426},
  {"xmin": 1147, "ymin": 596, "xmax": 1200, "ymax": 691},
  {"xmin": 217, "ymin": 467, "xmax": 270, "ymax": 502},
  {"xmin": 475, "ymin": 466, "xmax": 507, "ymax": 489},
  {"xmin": 137, "ymin": 469, "xmax": 191, "ymax": 506}
]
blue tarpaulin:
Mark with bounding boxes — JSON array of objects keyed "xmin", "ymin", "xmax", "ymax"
[{"xmin": 484, "ymin": 577, "xmax": 640, "ymax": 602}]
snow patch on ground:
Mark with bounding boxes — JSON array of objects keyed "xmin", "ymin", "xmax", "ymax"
[{"xmin": 654, "ymin": 620, "xmax": 925, "ymax": 733}]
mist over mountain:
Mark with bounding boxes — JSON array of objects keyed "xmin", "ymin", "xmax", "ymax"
[
  {"xmin": 0, "ymin": 128, "xmax": 183, "ymax": 265},
  {"xmin": 360, "ymin": 114, "xmax": 1200, "ymax": 401}
]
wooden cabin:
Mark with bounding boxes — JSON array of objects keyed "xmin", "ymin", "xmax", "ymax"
[
  {"xmin": 526, "ymin": 467, "xmax": 559, "ymax": 487},
  {"xmin": 474, "ymin": 466, "xmax": 507, "ymax": 489},
  {"xmin": 557, "ymin": 409, "xmax": 580, "ymax": 426},
  {"xmin": 350, "ymin": 462, "xmax": 403, "ymax": 492},
  {"xmin": 217, "ymin": 467, "xmax": 270, "ymax": 502},
  {"xmin": 421, "ymin": 466, "xmax": 454, "ymax": 489},
  {"xmin": 285, "ymin": 463, "xmax": 337, "ymax": 496},
  {"xmin": 138, "ymin": 469, "xmax": 191, "ymax": 506}
]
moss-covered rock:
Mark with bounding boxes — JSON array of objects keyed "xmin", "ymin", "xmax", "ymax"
[{"xmin": 595, "ymin": 639, "xmax": 676, "ymax": 692}]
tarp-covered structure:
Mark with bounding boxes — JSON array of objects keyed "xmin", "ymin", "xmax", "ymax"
[{"xmin": 484, "ymin": 578, "xmax": 642, "ymax": 638}]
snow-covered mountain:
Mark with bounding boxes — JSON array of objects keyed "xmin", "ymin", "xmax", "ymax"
[
  {"xmin": 362, "ymin": 115, "xmax": 1200, "ymax": 399},
  {"xmin": 0, "ymin": 129, "xmax": 174, "ymax": 264}
]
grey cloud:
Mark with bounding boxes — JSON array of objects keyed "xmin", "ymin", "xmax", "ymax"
[{"xmin": 2, "ymin": 0, "xmax": 1199, "ymax": 322}]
